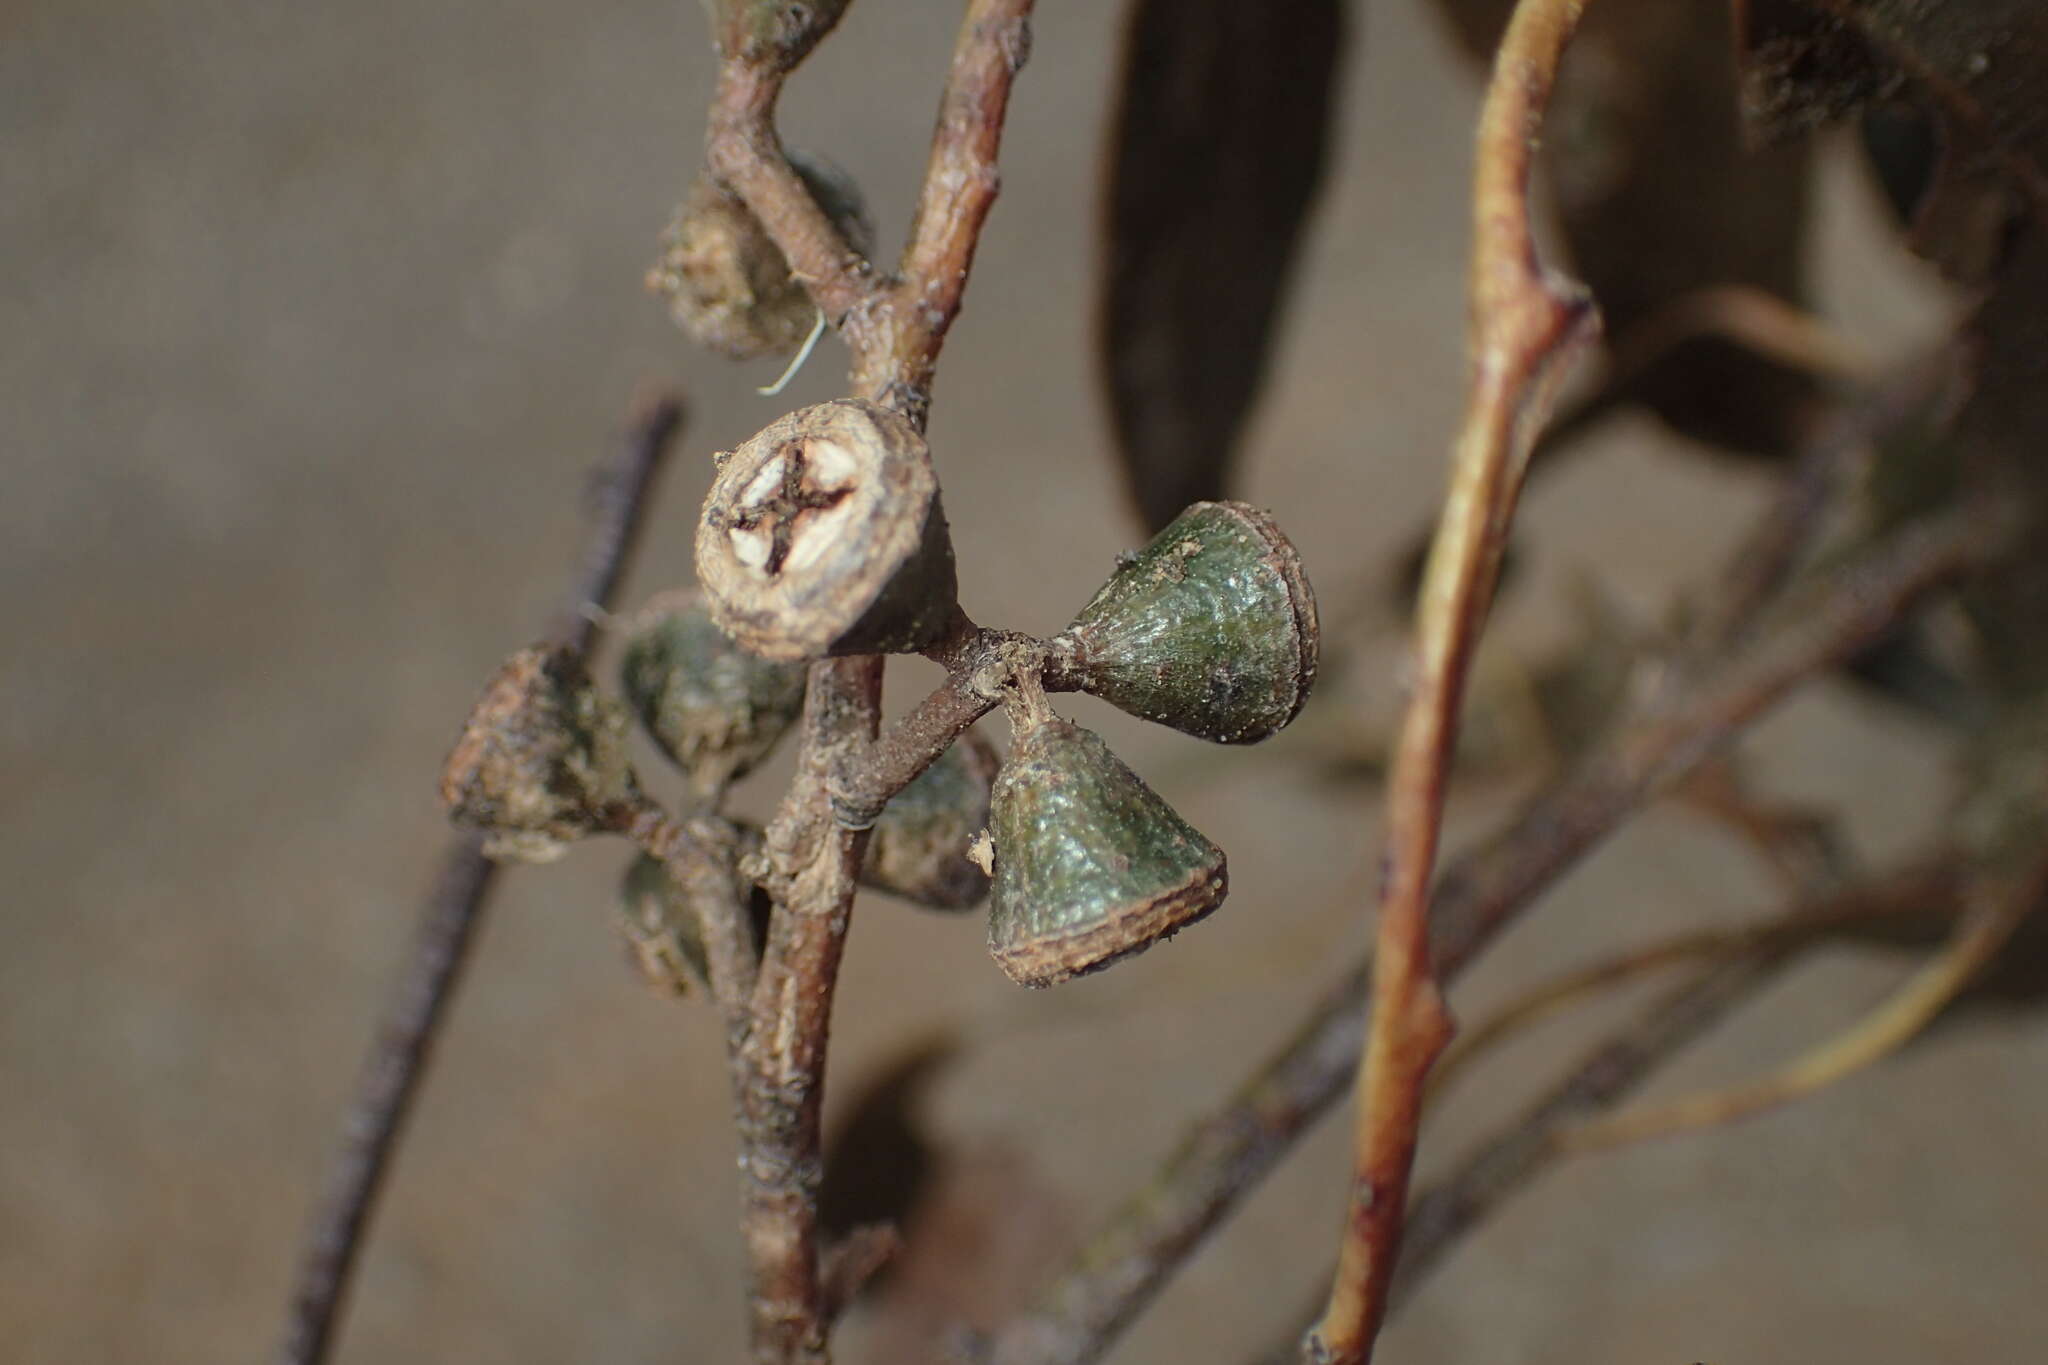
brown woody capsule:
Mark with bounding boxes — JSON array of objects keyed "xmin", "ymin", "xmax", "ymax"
[
  {"xmin": 439, "ymin": 645, "xmax": 640, "ymax": 863},
  {"xmin": 695, "ymin": 400, "xmax": 959, "ymax": 661},
  {"xmin": 986, "ymin": 716, "xmax": 1228, "ymax": 987},
  {"xmin": 1048, "ymin": 501, "xmax": 1318, "ymax": 743},
  {"xmin": 647, "ymin": 154, "xmax": 873, "ymax": 361},
  {"xmin": 862, "ymin": 732, "xmax": 1000, "ymax": 911},
  {"xmin": 617, "ymin": 588, "xmax": 807, "ymax": 794}
]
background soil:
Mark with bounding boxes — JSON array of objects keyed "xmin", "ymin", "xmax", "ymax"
[{"xmin": 5, "ymin": 1, "xmax": 2044, "ymax": 1361}]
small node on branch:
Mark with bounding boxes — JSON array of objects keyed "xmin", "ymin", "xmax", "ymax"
[
  {"xmin": 1048, "ymin": 500, "xmax": 1321, "ymax": 744},
  {"xmin": 618, "ymin": 587, "xmax": 809, "ymax": 798},
  {"xmin": 986, "ymin": 713, "xmax": 1228, "ymax": 987},
  {"xmin": 648, "ymin": 155, "xmax": 873, "ymax": 361},
  {"xmin": 861, "ymin": 730, "xmax": 1000, "ymax": 910},
  {"xmin": 439, "ymin": 644, "xmax": 642, "ymax": 863},
  {"xmin": 702, "ymin": 0, "xmax": 851, "ymax": 71},
  {"xmin": 696, "ymin": 399, "xmax": 960, "ymax": 661}
]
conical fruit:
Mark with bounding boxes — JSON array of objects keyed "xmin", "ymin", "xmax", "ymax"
[
  {"xmin": 440, "ymin": 645, "xmax": 640, "ymax": 863},
  {"xmin": 987, "ymin": 717, "xmax": 1227, "ymax": 986},
  {"xmin": 618, "ymin": 587, "xmax": 807, "ymax": 795},
  {"xmin": 1049, "ymin": 501, "xmax": 1318, "ymax": 743},
  {"xmin": 862, "ymin": 731, "xmax": 999, "ymax": 911}
]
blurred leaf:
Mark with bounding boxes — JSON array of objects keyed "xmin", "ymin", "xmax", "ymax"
[
  {"xmin": 1100, "ymin": 0, "xmax": 1345, "ymax": 532},
  {"xmin": 1432, "ymin": 0, "xmax": 1820, "ymax": 460},
  {"xmin": 1735, "ymin": 0, "xmax": 2047, "ymax": 283}
]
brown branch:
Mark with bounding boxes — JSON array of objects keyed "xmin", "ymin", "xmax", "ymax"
[
  {"xmin": 699, "ymin": 10, "xmax": 1042, "ymax": 1359},
  {"xmin": 978, "ymin": 485, "xmax": 2018, "ymax": 1365},
  {"xmin": 1386, "ymin": 859, "xmax": 1966, "ymax": 1315},
  {"xmin": 624, "ymin": 807, "xmax": 764, "ymax": 1058},
  {"xmin": 1306, "ymin": 1, "xmax": 1598, "ymax": 1359},
  {"xmin": 740, "ymin": 656, "xmax": 882, "ymax": 1365},
  {"xmin": 273, "ymin": 394, "xmax": 685, "ymax": 1365},
  {"xmin": 1561, "ymin": 852, "xmax": 2044, "ymax": 1153},
  {"xmin": 705, "ymin": 63, "xmax": 883, "ymax": 355},
  {"xmin": 829, "ymin": 623, "xmax": 1068, "ymax": 829},
  {"xmin": 1241, "ymin": 857, "xmax": 1964, "ymax": 1365},
  {"xmin": 866, "ymin": 0, "xmax": 1037, "ymax": 412}
]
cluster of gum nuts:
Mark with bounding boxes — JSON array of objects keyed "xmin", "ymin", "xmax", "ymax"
[{"xmin": 442, "ymin": 400, "xmax": 1319, "ymax": 988}]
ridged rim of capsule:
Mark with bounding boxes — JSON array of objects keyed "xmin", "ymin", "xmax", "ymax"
[
  {"xmin": 990, "ymin": 852, "xmax": 1228, "ymax": 988},
  {"xmin": 1215, "ymin": 500, "xmax": 1320, "ymax": 737}
]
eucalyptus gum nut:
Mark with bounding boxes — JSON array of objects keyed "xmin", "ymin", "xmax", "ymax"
[
  {"xmin": 647, "ymin": 155, "xmax": 873, "ymax": 361},
  {"xmin": 617, "ymin": 587, "xmax": 807, "ymax": 790},
  {"xmin": 862, "ymin": 732, "xmax": 1000, "ymax": 911},
  {"xmin": 617, "ymin": 851, "xmax": 712, "ymax": 995},
  {"xmin": 439, "ymin": 645, "xmax": 641, "ymax": 864},
  {"xmin": 1049, "ymin": 501, "xmax": 1319, "ymax": 744},
  {"xmin": 696, "ymin": 400, "xmax": 959, "ymax": 661},
  {"xmin": 987, "ymin": 718, "xmax": 1228, "ymax": 987}
]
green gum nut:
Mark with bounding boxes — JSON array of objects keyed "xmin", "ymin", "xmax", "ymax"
[
  {"xmin": 617, "ymin": 851, "xmax": 712, "ymax": 995},
  {"xmin": 439, "ymin": 645, "xmax": 641, "ymax": 864},
  {"xmin": 618, "ymin": 587, "xmax": 807, "ymax": 796},
  {"xmin": 987, "ymin": 717, "xmax": 1227, "ymax": 987},
  {"xmin": 1049, "ymin": 501, "xmax": 1319, "ymax": 744},
  {"xmin": 862, "ymin": 732, "xmax": 999, "ymax": 911}
]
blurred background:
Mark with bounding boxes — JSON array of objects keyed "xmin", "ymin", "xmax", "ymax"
[{"xmin": 5, "ymin": 0, "xmax": 2044, "ymax": 1361}]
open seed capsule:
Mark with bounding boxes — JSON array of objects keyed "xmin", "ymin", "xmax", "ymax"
[
  {"xmin": 439, "ymin": 645, "xmax": 640, "ymax": 863},
  {"xmin": 696, "ymin": 400, "xmax": 959, "ymax": 661},
  {"xmin": 987, "ymin": 717, "xmax": 1227, "ymax": 986},
  {"xmin": 862, "ymin": 732, "xmax": 999, "ymax": 911},
  {"xmin": 618, "ymin": 588, "xmax": 807, "ymax": 794},
  {"xmin": 1048, "ymin": 501, "xmax": 1318, "ymax": 743},
  {"xmin": 647, "ymin": 153, "xmax": 872, "ymax": 361}
]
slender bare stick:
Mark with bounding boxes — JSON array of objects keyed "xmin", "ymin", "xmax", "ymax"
[
  {"xmin": 1386, "ymin": 864, "xmax": 1964, "ymax": 1312},
  {"xmin": 274, "ymin": 394, "xmax": 685, "ymax": 1365},
  {"xmin": 1238, "ymin": 857, "xmax": 1964, "ymax": 1365},
  {"xmin": 1561, "ymin": 856, "xmax": 2042, "ymax": 1153},
  {"xmin": 698, "ymin": 8, "xmax": 1040, "ymax": 1360},
  {"xmin": 979, "ymin": 486, "xmax": 2017, "ymax": 1365},
  {"xmin": 706, "ymin": 66, "xmax": 882, "ymax": 346},
  {"xmin": 863, "ymin": 0, "xmax": 1037, "ymax": 410},
  {"xmin": 1306, "ymin": 2, "xmax": 1598, "ymax": 1358},
  {"xmin": 740, "ymin": 656, "xmax": 883, "ymax": 1365},
  {"xmin": 1427, "ymin": 880, "xmax": 1951, "ymax": 1099}
]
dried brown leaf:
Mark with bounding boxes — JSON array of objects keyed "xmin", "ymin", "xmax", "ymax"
[
  {"xmin": 1099, "ymin": 0, "xmax": 1345, "ymax": 532},
  {"xmin": 1434, "ymin": 0, "xmax": 1820, "ymax": 459},
  {"xmin": 1736, "ymin": 0, "xmax": 2048, "ymax": 282}
]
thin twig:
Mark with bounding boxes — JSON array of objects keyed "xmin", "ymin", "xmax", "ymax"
[
  {"xmin": 1427, "ymin": 878, "xmax": 1951, "ymax": 1100},
  {"xmin": 273, "ymin": 394, "xmax": 685, "ymax": 1365},
  {"xmin": 624, "ymin": 807, "xmax": 764, "ymax": 1058},
  {"xmin": 978, "ymin": 486, "xmax": 2018, "ymax": 1365},
  {"xmin": 1241, "ymin": 857, "xmax": 1964, "ymax": 1365},
  {"xmin": 706, "ymin": 65, "xmax": 881, "ymax": 347},
  {"xmin": 1561, "ymin": 858, "xmax": 2041, "ymax": 1153},
  {"xmin": 865, "ymin": 0, "xmax": 1037, "ymax": 411},
  {"xmin": 740, "ymin": 656, "xmax": 883, "ymax": 1365},
  {"xmin": 699, "ymin": 7, "xmax": 1040, "ymax": 1360},
  {"xmin": 1307, "ymin": 2, "xmax": 1598, "ymax": 1358},
  {"xmin": 1386, "ymin": 861, "xmax": 1965, "ymax": 1314}
]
